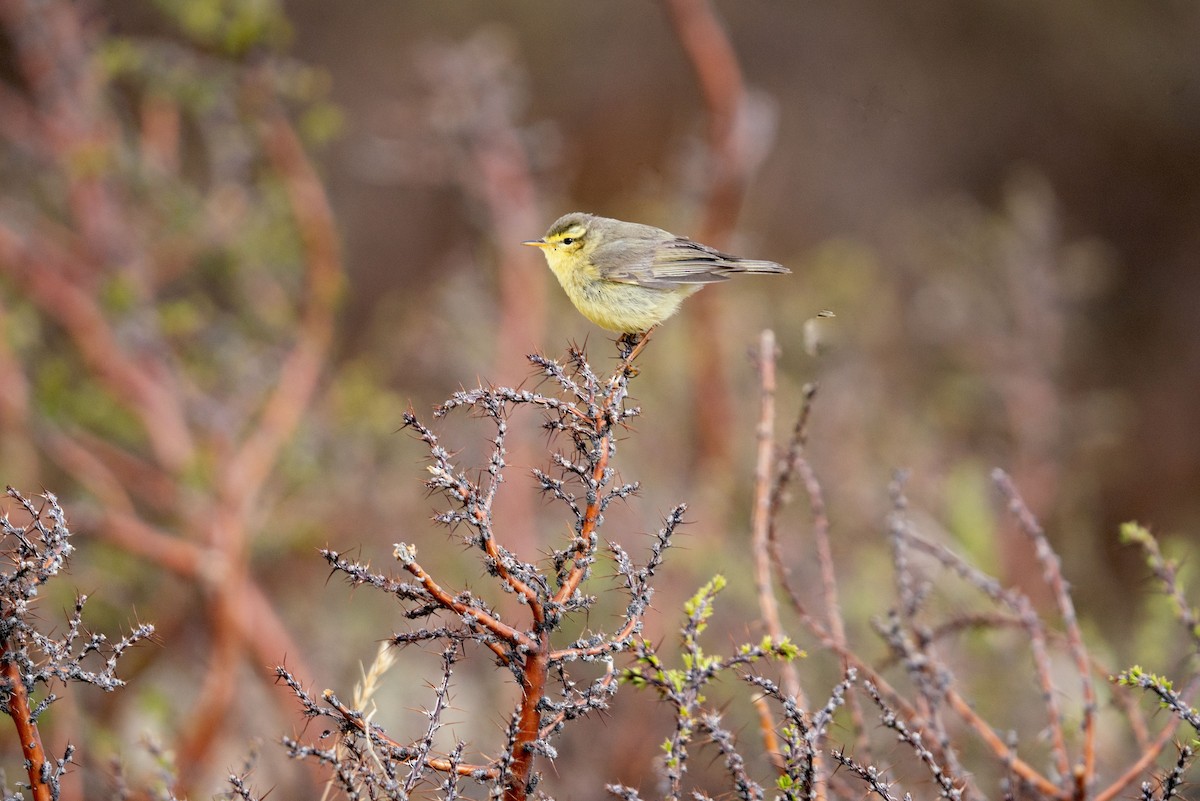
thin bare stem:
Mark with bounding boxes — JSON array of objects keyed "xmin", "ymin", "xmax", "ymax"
[
  {"xmin": 1093, "ymin": 709, "xmax": 1189, "ymax": 801},
  {"xmin": 894, "ymin": 501, "xmax": 1068, "ymax": 784},
  {"xmin": 320, "ymin": 689, "xmax": 498, "ymax": 778},
  {"xmin": 942, "ymin": 687, "xmax": 1064, "ymax": 799},
  {"xmin": 994, "ymin": 469, "xmax": 1096, "ymax": 792},
  {"xmin": 751, "ymin": 329, "xmax": 798, "ymax": 696}
]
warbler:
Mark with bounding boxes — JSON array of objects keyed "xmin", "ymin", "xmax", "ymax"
[{"xmin": 523, "ymin": 212, "xmax": 789, "ymax": 333}]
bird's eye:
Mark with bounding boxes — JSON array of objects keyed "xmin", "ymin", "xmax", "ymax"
[{"xmin": 561, "ymin": 237, "xmax": 575, "ymax": 245}]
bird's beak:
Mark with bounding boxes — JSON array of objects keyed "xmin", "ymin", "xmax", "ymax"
[{"xmin": 522, "ymin": 238, "xmax": 548, "ymax": 249}]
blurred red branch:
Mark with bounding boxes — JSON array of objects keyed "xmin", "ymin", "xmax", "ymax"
[
  {"xmin": 943, "ymin": 687, "xmax": 1064, "ymax": 798},
  {"xmin": 0, "ymin": 0, "xmax": 141, "ymax": 278},
  {"xmin": 473, "ymin": 108, "xmax": 545, "ymax": 376},
  {"xmin": 226, "ymin": 105, "xmax": 343, "ymax": 509},
  {"xmin": 661, "ymin": 0, "xmax": 768, "ymax": 471},
  {"xmin": 178, "ymin": 592, "xmax": 241, "ymax": 777},
  {"xmin": 48, "ymin": 436, "xmax": 318, "ymax": 688},
  {"xmin": 0, "ymin": 225, "xmax": 196, "ymax": 470},
  {"xmin": 65, "ymin": 430, "xmax": 181, "ymax": 513},
  {"xmin": 787, "ymin": 391, "xmax": 872, "ymax": 781},
  {"xmin": 172, "ymin": 95, "xmax": 344, "ymax": 783},
  {"xmin": 661, "ymin": 0, "xmax": 749, "ymax": 241},
  {"xmin": 0, "ymin": 82, "xmax": 41, "ymax": 157}
]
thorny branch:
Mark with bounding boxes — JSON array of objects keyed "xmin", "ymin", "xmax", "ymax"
[
  {"xmin": 288, "ymin": 342, "xmax": 681, "ymax": 801},
  {"xmin": 0, "ymin": 489, "xmax": 153, "ymax": 801},
  {"xmin": 747, "ymin": 336, "xmax": 1198, "ymax": 801},
  {"xmin": 620, "ymin": 575, "xmax": 803, "ymax": 801}
]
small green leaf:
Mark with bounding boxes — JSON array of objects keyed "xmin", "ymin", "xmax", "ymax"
[
  {"xmin": 1119, "ymin": 521, "xmax": 1153, "ymax": 546},
  {"xmin": 620, "ymin": 669, "xmax": 646, "ymax": 688},
  {"xmin": 774, "ymin": 638, "xmax": 804, "ymax": 661},
  {"xmin": 683, "ymin": 575, "xmax": 727, "ymax": 633}
]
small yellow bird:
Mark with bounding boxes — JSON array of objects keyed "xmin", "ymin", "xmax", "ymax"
[{"xmin": 523, "ymin": 212, "xmax": 789, "ymax": 333}]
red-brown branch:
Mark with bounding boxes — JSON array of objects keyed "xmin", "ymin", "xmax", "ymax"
[
  {"xmin": 179, "ymin": 99, "xmax": 340, "ymax": 788},
  {"xmin": 797, "ymin": 445, "xmax": 878, "ymax": 762},
  {"xmin": 552, "ymin": 432, "xmax": 611, "ymax": 607},
  {"xmin": 403, "ymin": 559, "xmax": 538, "ymax": 652},
  {"xmin": 504, "ymin": 353, "xmax": 636, "ymax": 800},
  {"xmin": 768, "ymin": 381, "xmax": 875, "ymax": 773},
  {"xmin": 0, "ymin": 81, "xmax": 40, "ymax": 155},
  {"xmin": 59, "ymin": 430, "xmax": 179, "ymax": 513},
  {"xmin": 1, "ymin": 648, "xmax": 51, "ymax": 801},
  {"xmin": 478, "ymin": 526, "xmax": 544, "ymax": 626},
  {"xmin": 773, "ymin": 547, "xmax": 973, "ymax": 776},
  {"xmin": 1023, "ymin": 600, "xmax": 1071, "ymax": 782},
  {"xmin": 506, "ymin": 635, "xmax": 550, "ymax": 801}
]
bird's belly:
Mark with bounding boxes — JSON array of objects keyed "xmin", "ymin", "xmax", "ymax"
[{"xmin": 569, "ymin": 279, "xmax": 697, "ymax": 333}]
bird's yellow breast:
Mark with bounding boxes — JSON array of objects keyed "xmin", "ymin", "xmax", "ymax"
[{"xmin": 542, "ymin": 248, "xmax": 696, "ymax": 333}]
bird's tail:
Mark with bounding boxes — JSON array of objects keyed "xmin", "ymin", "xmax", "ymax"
[{"xmin": 734, "ymin": 258, "xmax": 790, "ymax": 274}]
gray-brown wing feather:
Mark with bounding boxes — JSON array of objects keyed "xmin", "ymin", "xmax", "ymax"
[{"xmin": 595, "ymin": 237, "xmax": 788, "ymax": 290}]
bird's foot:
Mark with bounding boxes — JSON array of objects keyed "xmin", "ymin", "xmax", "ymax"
[
  {"xmin": 616, "ymin": 327, "xmax": 656, "ymax": 377},
  {"xmin": 616, "ymin": 332, "xmax": 642, "ymax": 361}
]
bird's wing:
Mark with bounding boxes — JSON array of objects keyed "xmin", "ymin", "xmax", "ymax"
[{"xmin": 596, "ymin": 237, "xmax": 787, "ymax": 289}]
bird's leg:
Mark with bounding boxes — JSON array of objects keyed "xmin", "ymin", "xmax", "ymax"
[
  {"xmin": 617, "ymin": 326, "xmax": 657, "ymax": 376},
  {"xmin": 616, "ymin": 332, "xmax": 641, "ymax": 361}
]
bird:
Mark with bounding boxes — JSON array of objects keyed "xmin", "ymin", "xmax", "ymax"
[{"xmin": 523, "ymin": 212, "xmax": 789, "ymax": 334}]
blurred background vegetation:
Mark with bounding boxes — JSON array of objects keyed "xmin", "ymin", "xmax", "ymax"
[{"xmin": 1, "ymin": 0, "xmax": 1198, "ymax": 797}]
